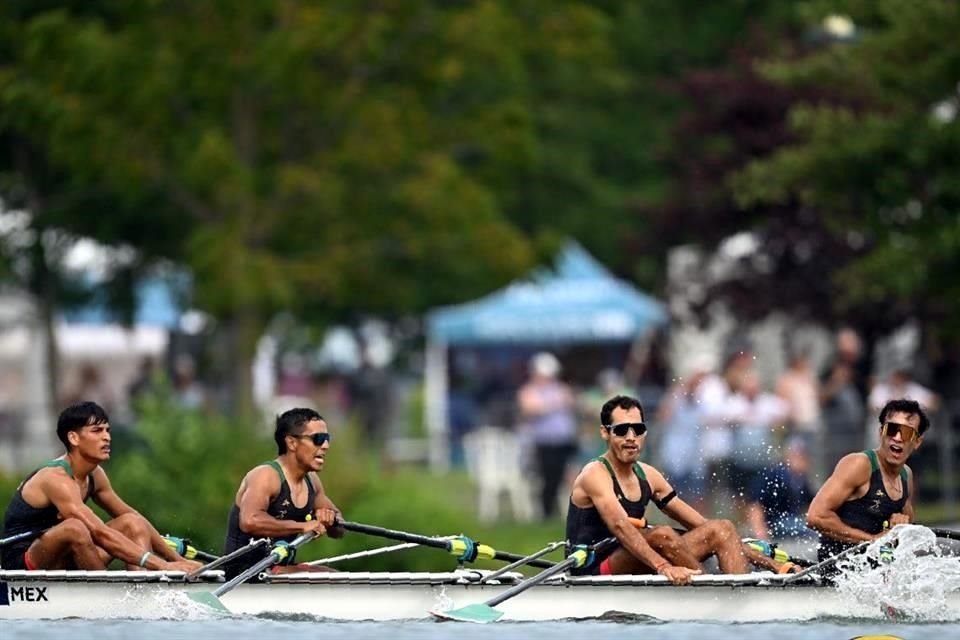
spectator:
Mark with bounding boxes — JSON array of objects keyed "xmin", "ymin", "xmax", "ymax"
[
  {"xmin": 173, "ymin": 354, "xmax": 206, "ymax": 411},
  {"xmin": 725, "ymin": 370, "xmax": 790, "ymax": 522},
  {"xmin": 820, "ymin": 328, "xmax": 868, "ymax": 476},
  {"xmin": 776, "ymin": 347, "xmax": 824, "ymax": 480},
  {"xmin": 746, "ymin": 438, "xmax": 815, "ymax": 540},
  {"xmin": 866, "ymin": 365, "xmax": 940, "ymax": 447},
  {"xmin": 655, "ymin": 354, "xmax": 717, "ymax": 512},
  {"xmin": 62, "ymin": 363, "xmax": 116, "ymax": 416},
  {"xmin": 517, "ymin": 352, "xmax": 578, "ymax": 520}
]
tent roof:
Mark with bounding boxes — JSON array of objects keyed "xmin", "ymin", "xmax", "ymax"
[{"xmin": 427, "ymin": 241, "xmax": 667, "ymax": 345}]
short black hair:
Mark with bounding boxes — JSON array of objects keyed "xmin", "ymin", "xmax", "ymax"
[
  {"xmin": 600, "ymin": 395, "xmax": 644, "ymax": 427},
  {"xmin": 56, "ymin": 402, "xmax": 109, "ymax": 450},
  {"xmin": 878, "ymin": 398, "xmax": 931, "ymax": 435},
  {"xmin": 274, "ymin": 407, "xmax": 324, "ymax": 455}
]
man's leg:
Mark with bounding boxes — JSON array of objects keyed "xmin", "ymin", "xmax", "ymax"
[
  {"xmin": 681, "ymin": 519, "xmax": 750, "ymax": 574},
  {"xmin": 25, "ymin": 519, "xmax": 107, "ymax": 570},
  {"xmin": 105, "ymin": 512, "xmax": 153, "ymax": 570},
  {"xmin": 597, "ymin": 547, "xmax": 651, "ymax": 574},
  {"xmin": 641, "ymin": 526, "xmax": 701, "ymax": 570}
]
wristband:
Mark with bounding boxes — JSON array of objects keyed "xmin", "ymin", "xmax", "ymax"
[
  {"xmin": 139, "ymin": 551, "xmax": 153, "ymax": 568},
  {"xmin": 654, "ymin": 561, "xmax": 670, "ymax": 573}
]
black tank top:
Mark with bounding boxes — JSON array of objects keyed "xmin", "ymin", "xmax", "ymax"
[
  {"xmin": 818, "ymin": 449, "xmax": 909, "ymax": 560},
  {"xmin": 1, "ymin": 459, "xmax": 96, "ymax": 567},
  {"xmin": 565, "ymin": 456, "xmax": 651, "ymax": 574},
  {"xmin": 222, "ymin": 460, "xmax": 317, "ymax": 576}
]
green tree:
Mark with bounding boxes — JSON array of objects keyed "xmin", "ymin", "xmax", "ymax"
[{"xmin": 733, "ymin": 1, "xmax": 960, "ymax": 335}]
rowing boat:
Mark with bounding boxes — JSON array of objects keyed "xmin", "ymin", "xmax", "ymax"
[{"xmin": 2, "ymin": 568, "xmax": 956, "ymax": 622}]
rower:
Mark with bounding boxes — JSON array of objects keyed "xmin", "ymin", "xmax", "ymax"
[
  {"xmin": 0, "ymin": 401, "xmax": 201, "ymax": 572},
  {"xmin": 566, "ymin": 394, "xmax": 759, "ymax": 583},
  {"xmin": 222, "ymin": 407, "xmax": 344, "ymax": 578},
  {"xmin": 807, "ymin": 398, "xmax": 927, "ymax": 562}
]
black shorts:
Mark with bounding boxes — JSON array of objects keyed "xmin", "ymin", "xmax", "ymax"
[{"xmin": 1, "ymin": 542, "xmax": 30, "ymax": 570}]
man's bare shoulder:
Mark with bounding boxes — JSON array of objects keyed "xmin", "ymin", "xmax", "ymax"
[
  {"xmin": 243, "ymin": 464, "xmax": 282, "ymax": 488},
  {"xmin": 577, "ymin": 459, "xmax": 614, "ymax": 490},
  {"xmin": 830, "ymin": 451, "xmax": 872, "ymax": 480},
  {"xmin": 30, "ymin": 464, "xmax": 73, "ymax": 488},
  {"xmin": 638, "ymin": 461, "xmax": 664, "ymax": 479}
]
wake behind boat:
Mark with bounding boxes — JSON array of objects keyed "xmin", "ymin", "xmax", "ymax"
[{"xmin": 2, "ymin": 566, "xmax": 959, "ymax": 622}]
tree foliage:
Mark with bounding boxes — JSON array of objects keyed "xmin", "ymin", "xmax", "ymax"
[{"xmin": 732, "ymin": 0, "xmax": 960, "ymax": 334}]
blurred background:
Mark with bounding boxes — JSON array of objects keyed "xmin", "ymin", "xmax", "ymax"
[{"xmin": 0, "ymin": 0, "xmax": 958, "ymax": 568}]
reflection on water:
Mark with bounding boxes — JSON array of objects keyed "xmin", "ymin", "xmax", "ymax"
[{"xmin": 833, "ymin": 524, "xmax": 960, "ymax": 621}]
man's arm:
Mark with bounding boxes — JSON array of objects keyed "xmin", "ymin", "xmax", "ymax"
[
  {"xmin": 643, "ymin": 464, "xmax": 707, "ymax": 531},
  {"xmin": 237, "ymin": 467, "xmax": 324, "ymax": 538},
  {"xmin": 309, "ymin": 473, "xmax": 344, "ymax": 538},
  {"xmin": 90, "ymin": 467, "xmax": 189, "ymax": 563},
  {"xmin": 807, "ymin": 454, "xmax": 877, "ymax": 543},
  {"xmin": 42, "ymin": 470, "xmax": 172, "ymax": 570}
]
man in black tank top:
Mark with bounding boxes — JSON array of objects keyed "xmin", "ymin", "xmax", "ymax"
[
  {"xmin": 807, "ymin": 398, "xmax": 928, "ymax": 561},
  {"xmin": 222, "ymin": 407, "xmax": 344, "ymax": 578},
  {"xmin": 566, "ymin": 395, "xmax": 763, "ymax": 584},
  {"xmin": 1, "ymin": 402, "xmax": 201, "ymax": 572}
]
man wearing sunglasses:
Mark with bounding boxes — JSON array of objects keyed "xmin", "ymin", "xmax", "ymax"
[
  {"xmin": 222, "ymin": 407, "xmax": 344, "ymax": 578},
  {"xmin": 807, "ymin": 398, "xmax": 928, "ymax": 561},
  {"xmin": 566, "ymin": 395, "xmax": 757, "ymax": 584}
]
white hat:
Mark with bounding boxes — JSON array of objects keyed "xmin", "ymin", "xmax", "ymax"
[{"xmin": 530, "ymin": 352, "xmax": 561, "ymax": 378}]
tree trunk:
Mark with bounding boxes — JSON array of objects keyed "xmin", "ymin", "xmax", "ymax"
[{"xmin": 223, "ymin": 306, "xmax": 262, "ymax": 420}]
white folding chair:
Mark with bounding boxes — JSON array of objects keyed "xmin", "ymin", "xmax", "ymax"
[{"xmin": 463, "ymin": 427, "xmax": 535, "ymax": 523}]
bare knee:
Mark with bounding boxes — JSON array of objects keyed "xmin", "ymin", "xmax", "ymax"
[
  {"xmin": 712, "ymin": 519, "xmax": 740, "ymax": 545},
  {"xmin": 58, "ymin": 518, "xmax": 93, "ymax": 544},
  {"xmin": 110, "ymin": 513, "xmax": 151, "ymax": 540},
  {"xmin": 647, "ymin": 526, "xmax": 682, "ymax": 548}
]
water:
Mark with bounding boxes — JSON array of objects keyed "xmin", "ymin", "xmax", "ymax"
[{"xmin": 4, "ymin": 618, "xmax": 955, "ymax": 640}]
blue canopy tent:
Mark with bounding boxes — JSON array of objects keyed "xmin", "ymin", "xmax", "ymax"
[{"xmin": 423, "ymin": 241, "xmax": 668, "ymax": 470}]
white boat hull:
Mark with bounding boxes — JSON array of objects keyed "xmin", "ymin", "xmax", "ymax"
[{"xmin": 1, "ymin": 569, "xmax": 954, "ymax": 622}]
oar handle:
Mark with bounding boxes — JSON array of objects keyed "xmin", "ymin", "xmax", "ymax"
[
  {"xmin": 0, "ymin": 529, "xmax": 43, "ymax": 547},
  {"xmin": 339, "ymin": 520, "xmax": 453, "ymax": 552}
]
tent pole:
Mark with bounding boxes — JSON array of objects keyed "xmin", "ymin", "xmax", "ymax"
[{"xmin": 424, "ymin": 338, "xmax": 449, "ymax": 473}]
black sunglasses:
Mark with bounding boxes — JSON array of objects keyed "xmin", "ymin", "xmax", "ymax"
[
  {"xmin": 294, "ymin": 432, "xmax": 331, "ymax": 446},
  {"xmin": 604, "ymin": 422, "xmax": 647, "ymax": 438}
]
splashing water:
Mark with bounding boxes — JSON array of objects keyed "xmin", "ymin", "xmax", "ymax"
[{"xmin": 832, "ymin": 524, "xmax": 960, "ymax": 621}]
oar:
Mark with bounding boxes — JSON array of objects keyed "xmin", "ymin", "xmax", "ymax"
[
  {"xmin": 185, "ymin": 538, "xmax": 270, "ymax": 580},
  {"xmin": 164, "ymin": 535, "xmax": 220, "ymax": 562},
  {"xmin": 187, "ymin": 532, "xmax": 318, "ymax": 611},
  {"xmin": 431, "ymin": 536, "xmax": 618, "ymax": 623},
  {"xmin": 929, "ymin": 527, "xmax": 960, "ymax": 542},
  {"xmin": 304, "ymin": 536, "xmax": 458, "ymax": 566},
  {"xmin": 338, "ymin": 520, "xmax": 555, "ymax": 569},
  {"xmin": 781, "ymin": 539, "xmax": 874, "ymax": 584},
  {"xmin": 0, "ymin": 530, "xmax": 44, "ymax": 547}
]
